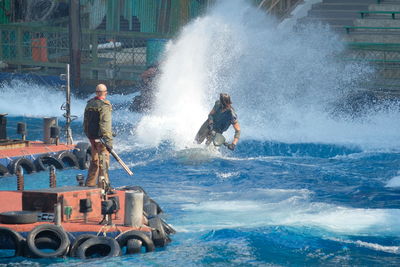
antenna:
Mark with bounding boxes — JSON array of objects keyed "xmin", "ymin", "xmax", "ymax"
[{"xmin": 60, "ymin": 64, "xmax": 76, "ymax": 145}]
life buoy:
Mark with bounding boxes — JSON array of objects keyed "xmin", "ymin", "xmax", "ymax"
[
  {"xmin": 7, "ymin": 158, "xmax": 36, "ymax": 175},
  {"xmin": 0, "ymin": 163, "xmax": 8, "ymax": 176},
  {"xmin": 76, "ymin": 236, "xmax": 121, "ymax": 259},
  {"xmin": 41, "ymin": 155, "xmax": 64, "ymax": 170},
  {"xmin": 149, "ymin": 217, "xmax": 170, "ymax": 247},
  {"xmin": 116, "ymin": 230, "xmax": 155, "ymax": 254},
  {"xmin": 26, "ymin": 224, "xmax": 70, "ymax": 258},
  {"xmin": 73, "ymin": 142, "xmax": 91, "ymax": 170},
  {"xmin": 69, "ymin": 234, "xmax": 96, "ymax": 258},
  {"xmin": 56, "ymin": 151, "xmax": 79, "ymax": 169},
  {"xmin": 0, "ymin": 227, "xmax": 24, "ymax": 257},
  {"xmin": 0, "ymin": 211, "xmax": 38, "ymax": 224}
]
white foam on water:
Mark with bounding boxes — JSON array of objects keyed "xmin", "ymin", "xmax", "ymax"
[
  {"xmin": 330, "ymin": 238, "xmax": 400, "ymax": 254},
  {"xmin": 176, "ymin": 188, "xmax": 400, "ymax": 236},
  {"xmin": 385, "ymin": 173, "xmax": 400, "ymax": 188}
]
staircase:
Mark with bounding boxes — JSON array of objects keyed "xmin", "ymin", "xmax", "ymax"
[
  {"xmin": 298, "ymin": 0, "xmax": 377, "ymax": 33},
  {"xmin": 297, "ymin": 0, "xmax": 400, "ymax": 96}
]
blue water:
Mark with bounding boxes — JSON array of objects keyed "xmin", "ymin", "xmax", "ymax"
[
  {"xmin": 2, "ymin": 0, "xmax": 400, "ymax": 265},
  {"xmin": 1, "ymin": 112, "xmax": 400, "ymax": 266}
]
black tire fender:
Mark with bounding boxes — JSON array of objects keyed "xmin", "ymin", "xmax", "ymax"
[
  {"xmin": 116, "ymin": 230, "xmax": 155, "ymax": 253},
  {"xmin": 0, "ymin": 227, "xmax": 25, "ymax": 257},
  {"xmin": 41, "ymin": 155, "xmax": 64, "ymax": 170},
  {"xmin": 126, "ymin": 239, "xmax": 142, "ymax": 254},
  {"xmin": 26, "ymin": 224, "xmax": 70, "ymax": 258},
  {"xmin": 7, "ymin": 158, "xmax": 36, "ymax": 175},
  {"xmin": 33, "ymin": 154, "xmax": 49, "ymax": 172},
  {"xmin": 73, "ymin": 142, "xmax": 91, "ymax": 170},
  {"xmin": 149, "ymin": 217, "xmax": 170, "ymax": 247},
  {"xmin": 56, "ymin": 151, "xmax": 79, "ymax": 169},
  {"xmin": 144, "ymin": 199, "xmax": 162, "ymax": 217},
  {"xmin": 76, "ymin": 236, "xmax": 121, "ymax": 259},
  {"xmin": 0, "ymin": 211, "xmax": 38, "ymax": 224},
  {"xmin": 0, "ymin": 163, "xmax": 8, "ymax": 177},
  {"xmin": 69, "ymin": 234, "xmax": 97, "ymax": 258}
]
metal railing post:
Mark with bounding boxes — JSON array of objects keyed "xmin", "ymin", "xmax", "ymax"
[{"xmin": 16, "ymin": 27, "xmax": 22, "ymax": 71}]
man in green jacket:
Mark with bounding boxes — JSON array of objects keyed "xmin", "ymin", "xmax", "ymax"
[
  {"xmin": 195, "ymin": 93, "xmax": 241, "ymax": 150},
  {"xmin": 83, "ymin": 84, "xmax": 113, "ymax": 187}
]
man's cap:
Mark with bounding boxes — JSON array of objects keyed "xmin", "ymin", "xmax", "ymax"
[{"xmin": 96, "ymin": 84, "xmax": 107, "ymax": 92}]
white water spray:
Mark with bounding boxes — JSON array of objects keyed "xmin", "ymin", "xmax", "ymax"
[
  {"xmin": 136, "ymin": 0, "xmax": 400, "ymax": 150},
  {"xmin": 0, "ymin": 79, "xmax": 87, "ymax": 117}
]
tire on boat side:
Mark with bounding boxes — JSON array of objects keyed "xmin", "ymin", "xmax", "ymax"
[
  {"xmin": 7, "ymin": 158, "xmax": 36, "ymax": 175},
  {"xmin": 69, "ymin": 234, "xmax": 97, "ymax": 258},
  {"xmin": 76, "ymin": 236, "xmax": 121, "ymax": 259},
  {"xmin": 148, "ymin": 217, "xmax": 170, "ymax": 247},
  {"xmin": 0, "ymin": 163, "xmax": 8, "ymax": 177},
  {"xmin": 126, "ymin": 239, "xmax": 142, "ymax": 254},
  {"xmin": 73, "ymin": 142, "xmax": 91, "ymax": 170},
  {"xmin": 56, "ymin": 151, "xmax": 79, "ymax": 169},
  {"xmin": 41, "ymin": 155, "xmax": 64, "ymax": 170},
  {"xmin": 33, "ymin": 154, "xmax": 50, "ymax": 171},
  {"xmin": 0, "ymin": 227, "xmax": 25, "ymax": 257},
  {"xmin": 144, "ymin": 198, "xmax": 162, "ymax": 217},
  {"xmin": 26, "ymin": 224, "xmax": 70, "ymax": 258},
  {"xmin": 116, "ymin": 230, "xmax": 155, "ymax": 253},
  {"xmin": 0, "ymin": 211, "xmax": 38, "ymax": 224}
]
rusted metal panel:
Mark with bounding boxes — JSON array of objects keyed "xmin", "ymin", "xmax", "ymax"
[{"xmin": 22, "ymin": 186, "xmax": 103, "ymax": 221}]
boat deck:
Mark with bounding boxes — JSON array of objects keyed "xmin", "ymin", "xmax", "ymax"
[{"xmin": 0, "ymin": 141, "xmax": 76, "ymax": 159}]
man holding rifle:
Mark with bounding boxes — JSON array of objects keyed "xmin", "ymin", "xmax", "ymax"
[{"xmin": 83, "ymin": 84, "xmax": 113, "ymax": 187}]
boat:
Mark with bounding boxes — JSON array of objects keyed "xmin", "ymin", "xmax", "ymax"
[
  {"xmin": 0, "ymin": 65, "xmax": 91, "ymax": 177},
  {"xmin": 0, "ymin": 170, "xmax": 175, "ymax": 259}
]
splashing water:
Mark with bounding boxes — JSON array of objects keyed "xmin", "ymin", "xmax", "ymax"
[
  {"xmin": 136, "ymin": 0, "xmax": 400, "ymax": 150},
  {"xmin": 0, "ymin": 79, "xmax": 87, "ymax": 118}
]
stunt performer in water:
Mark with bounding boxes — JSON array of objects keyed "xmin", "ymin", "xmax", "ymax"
[{"xmin": 195, "ymin": 93, "xmax": 240, "ymax": 150}]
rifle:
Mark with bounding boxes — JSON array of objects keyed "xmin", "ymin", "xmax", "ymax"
[{"xmin": 100, "ymin": 138, "xmax": 134, "ymax": 176}]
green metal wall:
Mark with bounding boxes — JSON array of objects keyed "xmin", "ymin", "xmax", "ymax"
[
  {"xmin": 133, "ymin": 0, "xmax": 159, "ymax": 33},
  {"xmin": 0, "ymin": 0, "xmax": 11, "ymax": 24},
  {"xmin": 101, "ymin": 0, "xmax": 207, "ymax": 34}
]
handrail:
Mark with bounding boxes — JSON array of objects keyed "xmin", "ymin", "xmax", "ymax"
[{"xmin": 0, "ymin": 24, "xmax": 172, "ymax": 39}]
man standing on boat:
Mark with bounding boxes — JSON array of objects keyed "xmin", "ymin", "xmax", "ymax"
[
  {"xmin": 195, "ymin": 93, "xmax": 240, "ymax": 150},
  {"xmin": 83, "ymin": 84, "xmax": 113, "ymax": 187}
]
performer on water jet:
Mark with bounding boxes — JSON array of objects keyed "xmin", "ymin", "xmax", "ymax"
[{"xmin": 195, "ymin": 93, "xmax": 240, "ymax": 150}]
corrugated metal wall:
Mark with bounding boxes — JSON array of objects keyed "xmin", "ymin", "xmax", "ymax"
[
  {"xmin": 99, "ymin": 0, "xmax": 207, "ymax": 34},
  {"xmin": 133, "ymin": 0, "xmax": 159, "ymax": 33}
]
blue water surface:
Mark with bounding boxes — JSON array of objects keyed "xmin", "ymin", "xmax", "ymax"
[{"xmin": 1, "ymin": 115, "xmax": 400, "ymax": 266}]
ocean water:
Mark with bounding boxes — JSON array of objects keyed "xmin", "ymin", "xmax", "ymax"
[{"xmin": 1, "ymin": 0, "xmax": 400, "ymax": 266}]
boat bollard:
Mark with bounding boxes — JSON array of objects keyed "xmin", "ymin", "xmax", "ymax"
[
  {"xmin": 50, "ymin": 126, "xmax": 60, "ymax": 145},
  {"xmin": 50, "ymin": 165, "xmax": 57, "ymax": 188},
  {"xmin": 16, "ymin": 165, "xmax": 24, "ymax": 191},
  {"xmin": 43, "ymin": 117, "xmax": 57, "ymax": 144},
  {"xmin": 17, "ymin": 122, "xmax": 27, "ymax": 140},
  {"xmin": 76, "ymin": 174, "xmax": 85, "ymax": 186},
  {"xmin": 79, "ymin": 199, "xmax": 92, "ymax": 224},
  {"xmin": 124, "ymin": 190, "xmax": 144, "ymax": 227}
]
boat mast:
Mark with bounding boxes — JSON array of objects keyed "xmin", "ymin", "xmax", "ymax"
[{"xmin": 65, "ymin": 64, "xmax": 73, "ymax": 145}]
